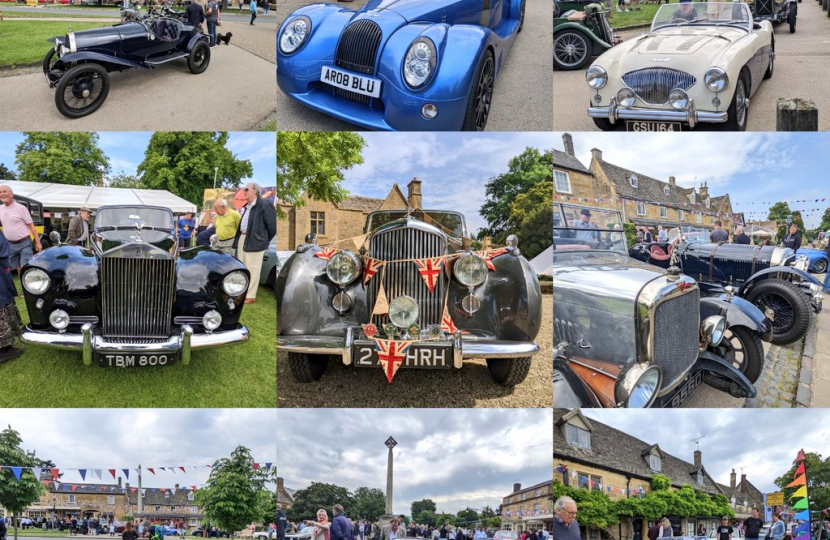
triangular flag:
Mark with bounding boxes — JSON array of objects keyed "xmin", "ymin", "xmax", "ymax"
[
  {"xmin": 796, "ymin": 462, "xmax": 805, "ymax": 476},
  {"xmin": 372, "ymin": 283, "xmax": 389, "ymax": 316},
  {"xmin": 362, "ymin": 258, "xmax": 384, "ymax": 287},
  {"xmin": 795, "ymin": 449, "xmax": 806, "ymax": 463},
  {"xmin": 787, "ymin": 475, "xmax": 806, "ymax": 487},
  {"xmin": 171, "ymin": 487, "xmax": 177, "ymax": 495},
  {"xmin": 141, "ymin": 489, "xmax": 146, "ymax": 496},
  {"xmin": 151, "ymin": 488, "xmax": 157, "ymax": 493},
  {"xmin": 179, "ymin": 467, "xmax": 186, "ymax": 473},
  {"xmin": 122, "ymin": 469, "xmax": 130, "ymax": 479},
  {"xmin": 51, "ymin": 468, "xmax": 60, "ymax": 480},
  {"xmin": 32, "ymin": 467, "xmax": 43, "ymax": 480},
  {"xmin": 170, "ymin": 467, "xmax": 176, "ymax": 474},
  {"xmin": 191, "ymin": 485, "xmax": 197, "ymax": 491},
  {"xmin": 253, "ymin": 463, "xmax": 260, "ymax": 471},
  {"xmin": 159, "ymin": 467, "xmax": 166, "ymax": 471},
  {"xmin": 374, "ymin": 338, "xmax": 413, "ymax": 383},
  {"xmin": 93, "ymin": 469, "xmax": 102, "ymax": 480},
  {"xmin": 71, "ymin": 485, "xmax": 78, "ymax": 491},
  {"xmin": 41, "ymin": 480, "xmax": 51, "ymax": 487},
  {"xmin": 160, "ymin": 488, "xmax": 167, "ymax": 493},
  {"xmin": 147, "ymin": 468, "xmax": 155, "ymax": 475},
  {"xmin": 264, "ymin": 463, "xmax": 272, "ymax": 469},
  {"xmin": 475, "ymin": 248, "xmax": 508, "ymax": 271},
  {"xmin": 414, "ymin": 257, "xmax": 443, "ymax": 292},
  {"xmin": 441, "ymin": 307, "xmax": 458, "ymax": 334},
  {"xmin": 792, "ymin": 499, "xmax": 809, "ymax": 510},
  {"xmin": 351, "ymin": 234, "xmax": 367, "ymax": 251},
  {"xmin": 55, "ymin": 483, "xmax": 61, "ymax": 491},
  {"xmin": 10, "ymin": 467, "xmax": 22, "ymax": 481},
  {"xmin": 793, "ymin": 523, "xmax": 810, "ymax": 535},
  {"xmin": 109, "ymin": 469, "xmax": 116, "ymax": 479},
  {"xmin": 79, "ymin": 469, "xmax": 87, "ymax": 481},
  {"xmin": 790, "ymin": 486, "xmax": 808, "ymax": 499},
  {"xmin": 314, "ymin": 247, "xmax": 337, "ymax": 261},
  {"xmin": 794, "ymin": 510, "xmax": 810, "ymax": 521}
]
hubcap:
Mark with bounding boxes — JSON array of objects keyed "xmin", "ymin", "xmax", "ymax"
[{"xmin": 555, "ymin": 34, "xmax": 588, "ymax": 67}]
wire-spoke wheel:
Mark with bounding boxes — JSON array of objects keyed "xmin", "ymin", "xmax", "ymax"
[
  {"xmin": 745, "ymin": 279, "xmax": 812, "ymax": 345},
  {"xmin": 54, "ymin": 63, "xmax": 110, "ymax": 119},
  {"xmin": 462, "ymin": 50, "xmax": 495, "ymax": 131},
  {"xmin": 554, "ymin": 30, "xmax": 591, "ymax": 70}
]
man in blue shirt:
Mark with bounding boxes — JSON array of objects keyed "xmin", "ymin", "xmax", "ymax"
[
  {"xmin": 178, "ymin": 212, "xmax": 196, "ymax": 248},
  {"xmin": 573, "ymin": 208, "xmax": 600, "ymax": 242}
]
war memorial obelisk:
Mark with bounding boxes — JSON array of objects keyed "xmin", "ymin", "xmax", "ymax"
[{"xmin": 380, "ymin": 436, "xmax": 398, "ymax": 525}]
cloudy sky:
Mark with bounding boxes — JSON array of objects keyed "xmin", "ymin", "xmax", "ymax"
[
  {"xmin": 277, "ymin": 408, "xmax": 552, "ymax": 517},
  {"xmin": 0, "ymin": 132, "xmax": 276, "ymax": 187},
  {"xmin": 338, "ymin": 132, "xmax": 553, "ymax": 236},
  {"xmin": 577, "ymin": 409, "xmax": 830, "ymax": 494},
  {"xmin": 1, "ymin": 409, "xmax": 276, "ymax": 489},
  {"xmin": 554, "ymin": 132, "xmax": 830, "ymax": 229}
]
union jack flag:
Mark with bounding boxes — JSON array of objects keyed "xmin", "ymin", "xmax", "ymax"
[
  {"xmin": 414, "ymin": 257, "xmax": 443, "ymax": 292},
  {"xmin": 363, "ymin": 258, "xmax": 384, "ymax": 287},
  {"xmin": 374, "ymin": 338, "xmax": 413, "ymax": 383},
  {"xmin": 476, "ymin": 248, "xmax": 509, "ymax": 271},
  {"xmin": 441, "ymin": 307, "xmax": 458, "ymax": 334},
  {"xmin": 314, "ymin": 248, "xmax": 338, "ymax": 261}
]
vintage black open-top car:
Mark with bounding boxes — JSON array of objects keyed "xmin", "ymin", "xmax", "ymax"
[
  {"xmin": 553, "ymin": 0, "xmax": 617, "ymax": 70},
  {"xmin": 277, "ymin": 209, "xmax": 543, "ymax": 385},
  {"xmin": 20, "ymin": 205, "xmax": 250, "ymax": 367},
  {"xmin": 44, "ymin": 11, "xmax": 209, "ymax": 119},
  {"xmin": 553, "ymin": 204, "xmax": 773, "ymax": 409},
  {"xmin": 753, "ymin": 0, "xmax": 797, "ymax": 33},
  {"xmin": 629, "ymin": 228, "xmax": 823, "ymax": 345}
]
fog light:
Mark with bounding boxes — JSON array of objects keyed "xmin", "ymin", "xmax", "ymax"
[
  {"xmin": 203, "ymin": 310, "xmax": 222, "ymax": 332},
  {"xmin": 712, "ymin": 96, "xmax": 721, "ymax": 107},
  {"xmin": 388, "ymin": 295, "xmax": 419, "ymax": 328},
  {"xmin": 617, "ymin": 87, "xmax": 636, "ymax": 108},
  {"xmin": 332, "ymin": 291, "xmax": 352, "ymax": 313},
  {"xmin": 615, "ymin": 364, "xmax": 662, "ymax": 408},
  {"xmin": 49, "ymin": 309, "xmax": 70, "ymax": 332},
  {"xmin": 421, "ymin": 104, "xmax": 438, "ymax": 119},
  {"xmin": 36, "ymin": 298, "xmax": 44, "ymax": 310},
  {"xmin": 669, "ymin": 88, "xmax": 689, "ymax": 110},
  {"xmin": 594, "ymin": 94, "xmax": 602, "ymax": 104},
  {"xmin": 702, "ymin": 315, "xmax": 727, "ymax": 346},
  {"xmin": 461, "ymin": 293, "xmax": 481, "ymax": 315}
]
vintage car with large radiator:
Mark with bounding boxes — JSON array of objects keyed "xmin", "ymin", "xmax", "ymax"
[
  {"xmin": 585, "ymin": 2, "xmax": 774, "ymax": 132},
  {"xmin": 19, "ymin": 205, "xmax": 250, "ymax": 367},
  {"xmin": 277, "ymin": 0, "xmax": 526, "ymax": 131},
  {"xmin": 629, "ymin": 228, "xmax": 823, "ymax": 345},
  {"xmin": 554, "ymin": 0, "xmax": 617, "ymax": 70},
  {"xmin": 553, "ymin": 204, "xmax": 772, "ymax": 409},
  {"xmin": 277, "ymin": 209, "xmax": 542, "ymax": 385}
]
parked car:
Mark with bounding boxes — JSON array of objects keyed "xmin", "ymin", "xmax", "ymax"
[
  {"xmin": 553, "ymin": 204, "xmax": 772, "ymax": 409},
  {"xmin": 492, "ymin": 532, "xmax": 519, "ymax": 540},
  {"xmin": 629, "ymin": 227, "xmax": 823, "ymax": 345},
  {"xmin": 796, "ymin": 247, "xmax": 829, "ymax": 274},
  {"xmin": 19, "ymin": 205, "xmax": 251, "ymax": 367},
  {"xmin": 553, "ymin": 0, "xmax": 617, "ymax": 70},
  {"xmin": 277, "ymin": 209, "xmax": 542, "ymax": 385},
  {"xmin": 43, "ymin": 11, "xmax": 210, "ymax": 118},
  {"xmin": 752, "ymin": 0, "xmax": 797, "ymax": 33},
  {"xmin": 586, "ymin": 2, "xmax": 774, "ymax": 131},
  {"xmin": 277, "ymin": 0, "xmax": 526, "ymax": 131}
]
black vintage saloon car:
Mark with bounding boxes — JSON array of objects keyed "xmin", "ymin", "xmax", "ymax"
[{"xmin": 19, "ymin": 205, "xmax": 250, "ymax": 367}]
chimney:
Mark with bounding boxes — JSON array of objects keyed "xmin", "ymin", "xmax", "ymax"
[
  {"xmin": 513, "ymin": 483, "xmax": 522, "ymax": 493},
  {"xmin": 730, "ymin": 469, "xmax": 736, "ymax": 489},
  {"xmin": 175, "ymin": 484, "xmax": 180, "ymax": 489},
  {"xmin": 740, "ymin": 474, "xmax": 747, "ymax": 492},
  {"xmin": 277, "ymin": 477, "xmax": 285, "ymax": 492},
  {"xmin": 669, "ymin": 176, "xmax": 676, "ymax": 187},
  {"xmin": 590, "ymin": 148, "xmax": 602, "ymax": 163},
  {"xmin": 407, "ymin": 177, "xmax": 422, "ymax": 209},
  {"xmin": 562, "ymin": 133, "xmax": 575, "ymax": 157},
  {"xmin": 125, "ymin": 481, "xmax": 129, "ymax": 490},
  {"xmin": 700, "ymin": 181, "xmax": 709, "ymax": 200},
  {"xmin": 694, "ymin": 450, "xmax": 702, "ymax": 467},
  {"xmin": 119, "ymin": 477, "xmax": 123, "ymax": 488}
]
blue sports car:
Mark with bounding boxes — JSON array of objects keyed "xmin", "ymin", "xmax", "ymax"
[
  {"xmin": 277, "ymin": 0, "xmax": 526, "ymax": 131},
  {"xmin": 797, "ymin": 248, "xmax": 829, "ymax": 274}
]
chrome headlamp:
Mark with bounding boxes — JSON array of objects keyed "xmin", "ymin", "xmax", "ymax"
[
  {"xmin": 202, "ymin": 310, "xmax": 222, "ymax": 332},
  {"xmin": 702, "ymin": 315, "xmax": 727, "ymax": 346},
  {"xmin": 66, "ymin": 32, "xmax": 77, "ymax": 54},
  {"xmin": 388, "ymin": 295, "xmax": 419, "ymax": 328},
  {"xmin": 617, "ymin": 87, "xmax": 636, "ymax": 108},
  {"xmin": 669, "ymin": 88, "xmax": 689, "ymax": 110},
  {"xmin": 616, "ymin": 364, "xmax": 662, "ymax": 408},
  {"xmin": 453, "ymin": 252, "xmax": 488, "ymax": 288},
  {"xmin": 279, "ymin": 16, "xmax": 311, "ymax": 54},
  {"xmin": 23, "ymin": 268, "xmax": 51, "ymax": 295},
  {"xmin": 403, "ymin": 38, "xmax": 436, "ymax": 88},
  {"xmin": 771, "ymin": 246, "xmax": 793, "ymax": 267},
  {"xmin": 586, "ymin": 65, "xmax": 607, "ymax": 89},
  {"xmin": 49, "ymin": 309, "xmax": 70, "ymax": 332},
  {"xmin": 704, "ymin": 67, "xmax": 728, "ymax": 92},
  {"xmin": 222, "ymin": 271, "xmax": 249, "ymax": 297},
  {"xmin": 326, "ymin": 250, "xmax": 361, "ymax": 286}
]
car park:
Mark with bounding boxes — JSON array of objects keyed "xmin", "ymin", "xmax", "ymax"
[{"xmin": 553, "ymin": 0, "xmax": 617, "ymax": 70}]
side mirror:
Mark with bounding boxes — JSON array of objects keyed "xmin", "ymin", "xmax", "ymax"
[{"xmin": 49, "ymin": 231, "xmax": 61, "ymax": 246}]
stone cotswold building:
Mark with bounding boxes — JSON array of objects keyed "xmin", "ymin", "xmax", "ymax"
[
  {"xmin": 555, "ymin": 134, "xmax": 736, "ymax": 233},
  {"xmin": 553, "ymin": 410, "xmax": 752, "ymax": 540},
  {"xmin": 277, "ymin": 178, "xmax": 424, "ymax": 251},
  {"xmin": 717, "ymin": 470, "xmax": 764, "ymax": 520},
  {"xmin": 502, "ymin": 481, "xmax": 553, "ymax": 532},
  {"xmin": 276, "ymin": 477, "xmax": 295, "ymax": 511}
]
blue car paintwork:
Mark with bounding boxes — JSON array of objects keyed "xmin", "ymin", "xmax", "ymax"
[
  {"xmin": 797, "ymin": 248, "xmax": 830, "ymax": 272},
  {"xmin": 277, "ymin": 0, "xmax": 524, "ymax": 131}
]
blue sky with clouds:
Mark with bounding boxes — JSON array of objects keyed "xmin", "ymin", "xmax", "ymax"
[
  {"xmin": 0, "ymin": 132, "xmax": 276, "ymax": 187},
  {"xmin": 555, "ymin": 132, "xmax": 830, "ymax": 229}
]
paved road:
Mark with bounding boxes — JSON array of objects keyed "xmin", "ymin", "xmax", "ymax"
[
  {"xmin": 275, "ymin": 0, "xmax": 553, "ymax": 132},
  {"xmin": 553, "ymin": 0, "xmax": 830, "ymax": 131},
  {"xmin": 0, "ymin": 4, "xmax": 275, "ymax": 22}
]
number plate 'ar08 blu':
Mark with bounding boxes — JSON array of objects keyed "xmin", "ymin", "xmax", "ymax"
[{"xmin": 320, "ymin": 65, "xmax": 382, "ymax": 98}]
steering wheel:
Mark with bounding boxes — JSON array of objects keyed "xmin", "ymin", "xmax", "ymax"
[{"xmin": 670, "ymin": 16, "xmax": 690, "ymax": 22}]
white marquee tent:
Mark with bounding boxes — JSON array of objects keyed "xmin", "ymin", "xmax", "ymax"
[
  {"xmin": 1, "ymin": 180, "xmax": 197, "ymax": 213},
  {"xmin": 529, "ymin": 245, "xmax": 553, "ymax": 277}
]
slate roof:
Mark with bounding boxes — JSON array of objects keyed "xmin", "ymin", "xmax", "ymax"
[
  {"xmin": 126, "ymin": 489, "xmax": 195, "ymax": 506},
  {"xmin": 710, "ymin": 194, "xmax": 733, "ymax": 214},
  {"xmin": 554, "ymin": 150, "xmax": 590, "ymax": 173},
  {"xmin": 553, "ymin": 410, "xmax": 723, "ymax": 496},
  {"xmin": 336, "ymin": 195, "xmax": 384, "ymax": 213},
  {"xmin": 48, "ymin": 483, "xmax": 128, "ymax": 495}
]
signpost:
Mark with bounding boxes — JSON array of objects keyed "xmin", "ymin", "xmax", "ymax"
[{"xmin": 767, "ymin": 493, "xmax": 785, "ymax": 506}]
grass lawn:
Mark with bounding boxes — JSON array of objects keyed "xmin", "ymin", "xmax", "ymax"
[
  {"xmin": 259, "ymin": 120, "xmax": 276, "ymax": 131},
  {"xmin": 0, "ymin": 21, "xmax": 109, "ymax": 68},
  {"xmin": 0, "ymin": 11, "xmax": 118, "ymax": 17},
  {"xmin": 6, "ymin": 530, "xmax": 70, "ymax": 537},
  {"xmin": 0, "ymin": 275, "xmax": 276, "ymax": 408},
  {"xmin": 607, "ymin": 1, "xmax": 666, "ymax": 28}
]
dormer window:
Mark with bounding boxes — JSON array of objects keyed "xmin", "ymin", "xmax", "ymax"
[
  {"xmin": 697, "ymin": 472, "xmax": 704, "ymax": 485},
  {"xmin": 664, "ymin": 186, "xmax": 670, "ymax": 196},
  {"xmin": 706, "ymin": 198, "xmax": 711, "ymax": 208},
  {"xmin": 630, "ymin": 175, "xmax": 639, "ymax": 188},
  {"xmin": 565, "ymin": 423, "xmax": 591, "ymax": 450},
  {"xmin": 649, "ymin": 454, "xmax": 662, "ymax": 472},
  {"xmin": 691, "ymin": 191, "xmax": 696, "ymax": 203},
  {"xmin": 188, "ymin": 491, "xmax": 195, "ymax": 501}
]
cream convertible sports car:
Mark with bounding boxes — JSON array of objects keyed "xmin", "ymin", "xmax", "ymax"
[{"xmin": 586, "ymin": 2, "xmax": 774, "ymax": 131}]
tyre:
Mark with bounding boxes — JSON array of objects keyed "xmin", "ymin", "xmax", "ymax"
[
  {"xmin": 554, "ymin": 29, "xmax": 592, "ymax": 70},
  {"xmin": 721, "ymin": 326, "xmax": 765, "ymax": 384},
  {"xmin": 486, "ymin": 356, "xmax": 531, "ymax": 385},
  {"xmin": 188, "ymin": 40, "xmax": 211, "ymax": 74},
  {"xmin": 814, "ymin": 258, "xmax": 828, "ymax": 274},
  {"xmin": 744, "ymin": 279, "xmax": 812, "ymax": 345},
  {"xmin": 54, "ymin": 63, "xmax": 110, "ymax": 119},
  {"xmin": 286, "ymin": 352, "xmax": 329, "ymax": 382},
  {"xmin": 461, "ymin": 49, "xmax": 495, "ymax": 131},
  {"xmin": 593, "ymin": 117, "xmax": 617, "ymax": 131},
  {"xmin": 788, "ymin": 7, "xmax": 796, "ymax": 32},
  {"xmin": 517, "ymin": 0, "xmax": 526, "ymax": 31},
  {"xmin": 763, "ymin": 39, "xmax": 774, "ymax": 79},
  {"xmin": 722, "ymin": 70, "xmax": 748, "ymax": 131},
  {"xmin": 43, "ymin": 47, "xmax": 59, "ymax": 79}
]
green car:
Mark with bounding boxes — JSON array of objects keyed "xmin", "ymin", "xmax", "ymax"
[{"xmin": 554, "ymin": 0, "xmax": 618, "ymax": 70}]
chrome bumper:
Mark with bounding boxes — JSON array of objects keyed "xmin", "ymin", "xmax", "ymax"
[
  {"xmin": 588, "ymin": 97, "xmax": 728, "ymax": 128},
  {"xmin": 20, "ymin": 324, "xmax": 249, "ymax": 366}
]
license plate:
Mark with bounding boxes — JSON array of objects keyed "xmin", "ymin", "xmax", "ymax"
[
  {"xmin": 626, "ymin": 121, "xmax": 683, "ymax": 132},
  {"xmin": 353, "ymin": 342, "xmax": 453, "ymax": 370},
  {"xmin": 96, "ymin": 353, "xmax": 177, "ymax": 368},
  {"xmin": 664, "ymin": 370, "xmax": 704, "ymax": 408},
  {"xmin": 320, "ymin": 65, "xmax": 381, "ymax": 98}
]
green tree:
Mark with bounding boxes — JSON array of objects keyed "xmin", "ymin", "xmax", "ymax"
[
  {"xmin": 552, "ymin": 481, "xmax": 618, "ymax": 530},
  {"xmin": 15, "ymin": 132, "xmax": 110, "ymax": 185},
  {"xmin": 775, "ymin": 452, "xmax": 830, "ymax": 519},
  {"xmin": 412, "ymin": 499, "xmax": 437, "ymax": 519},
  {"xmin": 479, "ymin": 148, "xmax": 553, "ymax": 243},
  {"xmin": 108, "ymin": 174, "xmax": 145, "ymax": 189},
  {"xmin": 194, "ymin": 446, "xmax": 270, "ymax": 533},
  {"xmin": 456, "ymin": 508, "xmax": 479, "ymax": 524},
  {"xmin": 650, "ymin": 475, "xmax": 671, "ymax": 492},
  {"xmin": 415, "ymin": 511, "xmax": 437, "ymax": 527},
  {"xmin": 137, "ymin": 132, "xmax": 253, "ymax": 206},
  {"xmin": 351, "ymin": 487, "xmax": 386, "ymax": 521},
  {"xmin": 508, "ymin": 180, "xmax": 552, "ymax": 259},
  {"xmin": 276, "ymin": 132, "xmax": 365, "ymax": 218},
  {"xmin": 791, "ymin": 211, "xmax": 806, "ymax": 235},
  {"xmin": 768, "ymin": 202, "xmax": 794, "ymax": 239},
  {"xmin": 818, "ymin": 208, "xmax": 830, "ymax": 232},
  {"xmin": 0, "ymin": 163, "xmax": 16, "ymax": 180},
  {"xmin": 0, "ymin": 425, "xmax": 48, "ymax": 540},
  {"xmin": 286, "ymin": 483, "xmax": 353, "ymax": 523},
  {"xmin": 623, "ymin": 222, "xmax": 638, "ymax": 248}
]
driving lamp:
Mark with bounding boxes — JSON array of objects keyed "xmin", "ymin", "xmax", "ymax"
[
  {"xmin": 615, "ymin": 364, "xmax": 662, "ymax": 408},
  {"xmin": 388, "ymin": 295, "xmax": 419, "ymax": 328},
  {"xmin": 704, "ymin": 67, "xmax": 728, "ymax": 92},
  {"xmin": 49, "ymin": 309, "xmax": 70, "ymax": 332},
  {"xmin": 332, "ymin": 291, "xmax": 352, "ymax": 314},
  {"xmin": 23, "ymin": 268, "xmax": 51, "ymax": 295},
  {"xmin": 461, "ymin": 293, "xmax": 481, "ymax": 315},
  {"xmin": 222, "ymin": 271, "xmax": 249, "ymax": 297},
  {"xmin": 202, "ymin": 310, "xmax": 222, "ymax": 332},
  {"xmin": 702, "ymin": 315, "xmax": 727, "ymax": 346},
  {"xmin": 421, "ymin": 104, "xmax": 439, "ymax": 119},
  {"xmin": 586, "ymin": 65, "xmax": 607, "ymax": 89},
  {"xmin": 453, "ymin": 252, "xmax": 488, "ymax": 288},
  {"xmin": 404, "ymin": 38, "xmax": 437, "ymax": 88},
  {"xmin": 280, "ymin": 16, "xmax": 310, "ymax": 54},
  {"xmin": 669, "ymin": 88, "xmax": 689, "ymax": 110},
  {"xmin": 326, "ymin": 251, "xmax": 361, "ymax": 286},
  {"xmin": 617, "ymin": 87, "xmax": 636, "ymax": 108}
]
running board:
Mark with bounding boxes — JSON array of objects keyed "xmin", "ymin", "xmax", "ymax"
[{"xmin": 145, "ymin": 53, "xmax": 188, "ymax": 65}]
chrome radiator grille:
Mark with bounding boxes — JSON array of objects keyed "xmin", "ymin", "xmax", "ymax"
[
  {"xmin": 367, "ymin": 227, "xmax": 447, "ymax": 328},
  {"xmin": 652, "ymin": 287, "xmax": 700, "ymax": 390},
  {"xmin": 621, "ymin": 68, "xmax": 697, "ymax": 105},
  {"xmin": 334, "ymin": 20, "xmax": 382, "ymax": 105},
  {"xmin": 101, "ymin": 257, "xmax": 175, "ymax": 338}
]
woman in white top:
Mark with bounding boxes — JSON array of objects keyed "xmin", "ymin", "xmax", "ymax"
[{"xmin": 304, "ymin": 510, "xmax": 331, "ymax": 540}]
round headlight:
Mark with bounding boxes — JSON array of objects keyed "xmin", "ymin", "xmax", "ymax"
[
  {"xmin": 388, "ymin": 295, "xmax": 419, "ymax": 328},
  {"xmin": 279, "ymin": 16, "xmax": 310, "ymax": 54},
  {"xmin": 702, "ymin": 315, "xmax": 727, "ymax": 347},
  {"xmin": 704, "ymin": 67, "xmax": 728, "ymax": 92},
  {"xmin": 49, "ymin": 309, "xmax": 70, "ymax": 331},
  {"xmin": 617, "ymin": 87, "xmax": 636, "ymax": 108},
  {"xmin": 23, "ymin": 268, "xmax": 51, "ymax": 295},
  {"xmin": 453, "ymin": 252, "xmax": 488, "ymax": 288},
  {"xmin": 669, "ymin": 88, "xmax": 689, "ymax": 110},
  {"xmin": 222, "ymin": 271, "xmax": 249, "ymax": 297},
  {"xmin": 586, "ymin": 65, "xmax": 607, "ymax": 89},
  {"xmin": 202, "ymin": 310, "xmax": 222, "ymax": 331},
  {"xmin": 403, "ymin": 38, "xmax": 436, "ymax": 88},
  {"xmin": 326, "ymin": 251, "xmax": 361, "ymax": 286},
  {"xmin": 616, "ymin": 364, "xmax": 662, "ymax": 408}
]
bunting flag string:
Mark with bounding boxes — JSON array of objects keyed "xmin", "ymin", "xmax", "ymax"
[
  {"xmin": 788, "ymin": 449, "xmax": 812, "ymax": 540},
  {"xmin": 362, "ymin": 258, "xmax": 384, "ymax": 287},
  {"xmin": 374, "ymin": 338, "xmax": 414, "ymax": 383},
  {"xmin": 414, "ymin": 257, "xmax": 443, "ymax": 292},
  {"xmin": 0, "ymin": 461, "xmax": 273, "ymax": 483}
]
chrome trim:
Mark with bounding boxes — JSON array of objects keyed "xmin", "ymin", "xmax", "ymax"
[
  {"xmin": 278, "ymin": 335, "xmax": 346, "ymax": 355},
  {"xmin": 181, "ymin": 324, "xmax": 193, "ymax": 365},
  {"xmin": 621, "ymin": 68, "xmax": 697, "ymax": 105},
  {"xmin": 68, "ymin": 31, "xmax": 77, "ymax": 53},
  {"xmin": 82, "ymin": 323, "xmax": 92, "ymax": 366},
  {"xmin": 771, "ymin": 246, "xmax": 794, "ymax": 266},
  {"xmin": 453, "ymin": 331, "xmax": 463, "ymax": 368},
  {"xmin": 343, "ymin": 327, "xmax": 355, "ymax": 366},
  {"xmin": 588, "ymin": 97, "xmax": 728, "ymax": 125},
  {"xmin": 459, "ymin": 339, "xmax": 540, "ymax": 358},
  {"xmin": 101, "ymin": 256, "xmax": 175, "ymax": 338}
]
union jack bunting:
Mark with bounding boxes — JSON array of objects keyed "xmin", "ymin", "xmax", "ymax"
[
  {"xmin": 363, "ymin": 258, "xmax": 384, "ymax": 287},
  {"xmin": 414, "ymin": 257, "xmax": 443, "ymax": 292},
  {"xmin": 476, "ymin": 248, "xmax": 509, "ymax": 271},
  {"xmin": 374, "ymin": 338, "xmax": 413, "ymax": 383},
  {"xmin": 314, "ymin": 248, "xmax": 338, "ymax": 261},
  {"xmin": 441, "ymin": 307, "xmax": 458, "ymax": 334}
]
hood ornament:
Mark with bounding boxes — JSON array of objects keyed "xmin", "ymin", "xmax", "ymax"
[{"xmin": 134, "ymin": 220, "xmax": 145, "ymax": 242}]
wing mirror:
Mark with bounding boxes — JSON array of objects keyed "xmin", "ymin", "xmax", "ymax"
[
  {"xmin": 49, "ymin": 231, "xmax": 62, "ymax": 246},
  {"xmin": 210, "ymin": 234, "xmax": 218, "ymax": 248}
]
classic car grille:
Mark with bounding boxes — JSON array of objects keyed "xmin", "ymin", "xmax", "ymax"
[
  {"xmin": 334, "ymin": 20, "xmax": 383, "ymax": 105},
  {"xmin": 756, "ymin": 0, "xmax": 774, "ymax": 17},
  {"xmin": 652, "ymin": 287, "xmax": 700, "ymax": 391},
  {"xmin": 367, "ymin": 226, "xmax": 447, "ymax": 329},
  {"xmin": 621, "ymin": 68, "xmax": 697, "ymax": 105},
  {"xmin": 101, "ymin": 257, "xmax": 175, "ymax": 338}
]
